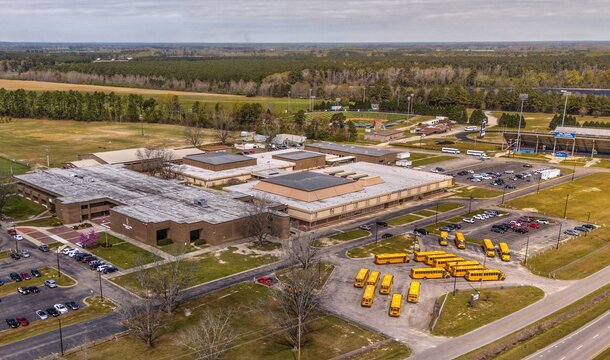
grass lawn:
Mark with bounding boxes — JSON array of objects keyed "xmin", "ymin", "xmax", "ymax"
[
  {"xmin": 506, "ymin": 173, "xmax": 610, "ymax": 224},
  {"xmin": 414, "ymin": 209, "xmax": 438, "ymax": 217},
  {"xmin": 457, "ymin": 284, "xmax": 610, "ymax": 360},
  {"xmin": 18, "ymin": 217, "xmax": 60, "ymax": 227},
  {"xmin": 2, "ymin": 195, "xmax": 46, "ymax": 220},
  {"xmin": 525, "ymin": 232, "xmax": 610, "ymax": 279},
  {"xmin": 433, "ymin": 286, "xmax": 545, "ymax": 336},
  {"xmin": 348, "ymin": 341, "xmax": 412, "ymax": 360},
  {"xmin": 0, "ymin": 296, "xmax": 115, "ymax": 347},
  {"xmin": 111, "ymin": 246, "xmax": 279, "ymax": 292},
  {"xmin": 0, "ymin": 250, "xmax": 10, "ymax": 260},
  {"xmin": 399, "ymin": 138, "xmax": 501, "ymax": 153},
  {"xmin": 592, "ymin": 159, "xmax": 610, "ymax": 169},
  {"xmin": 332, "ymin": 229, "xmax": 371, "ymax": 241},
  {"xmin": 347, "ymin": 235, "xmax": 416, "ymax": 258},
  {"xmin": 432, "ymin": 202, "xmax": 463, "ymax": 213},
  {"xmin": 490, "ymin": 111, "xmax": 610, "ymax": 132},
  {"xmin": 406, "ymin": 151, "xmax": 437, "ymax": 160},
  {"xmin": 387, "ymin": 213, "xmax": 423, "ymax": 226},
  {"xmin": 411, "ymin": 155, "xmax": 457, "ymax": 167},
  {"xmin": 305, "ymin": 111, "xmax": 407, "ymax": 123},
  {"xmin": 88, "ymin": 233, "xmax": 161, "ymax": 269},
  {"xmin": 593, "ymin": 346, "xmax": 610, "ymax": 360},
  {"xmin": 0, "ymin": 267, "xmax": 76, "ymax": 297},
  {"xmin": 450, "ymin": 186, "xmax": 503, "ymax": 199},
  {"xmin": 66, "ymin": 282, "xmax": 402, "ymax": 360},
  {"xmin": 0, "ymin": 157, "xmax": 29, "ymax": 176},
  {"xmin": 276, "ymin": 263, "xmax": 335, "ymax": 291}
]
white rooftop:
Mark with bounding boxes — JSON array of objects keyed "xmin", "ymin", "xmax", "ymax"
[
  {"xmin": 554, "ymin": 126, "xmax": 610, "ymax": 138},
  {"xmin": 84, "ymin": 147, "xmax": 204, "ymax": 165},
  {"xmin": 225, "ymin": 162, "xmax": 452, "ymax": 212}
]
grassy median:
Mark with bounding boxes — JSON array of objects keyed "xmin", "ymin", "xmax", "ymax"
[
  {"xmin": 310, "ymin": 229, "xmax": 370, "ymax": 248},
  {"xmin": 387, "ymin": 214, "xmax": 422, "ymax": 226},
  {"xmin": 0, "ymin": 267, "xmax": 76, "ymax": 297},
  {"xmin": 433, "ymin": 286, "xmax": 544, "ymax": 337},
  {"xmin": 347, "ymin": 235, "xmax": 416, "ymax": 258}
]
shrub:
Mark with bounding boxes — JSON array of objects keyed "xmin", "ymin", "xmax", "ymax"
[
  {"xmin": 193, "ymin": 239, "xmax": 207, "ymax": 246},
  {"xmin": 157, "ymin": 238, "xmax": 173, "ymax": 246}
]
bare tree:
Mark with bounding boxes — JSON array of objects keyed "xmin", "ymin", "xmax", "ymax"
[
  {"xmin": 214, "ymin": 111, "xmax": 233, "ymax": 144},
  {"xmin": 135, "ymin": 147, "xmax": 182, "ymax": 179},
  {"xmin": 120, "ymin": 297, "xmax": 165, "ymax": 348},
  {"xmin": 284, "ymin": 234, "xmax": 319, "ymax": 270},
  {"xmin": 245, "ymin": 198, "xmax": 273, "ymax": 247},
  {"xmin": 183, "ymin": 125, "xmax": 205, "ymax": 148},
  {"xmin": 150, "ymin": 256, "xmax": 192, "ymax": 314},
  {"xmin": 271, "ymin": 268, "xmax": 321, "ymax": 360},
  {"xmin": 175, "ymin": 309, "xmax": 237, "ymax": 360},
  {"xmin": 0, "ymin": 176, "xmax": 14, "ymax": 219}
]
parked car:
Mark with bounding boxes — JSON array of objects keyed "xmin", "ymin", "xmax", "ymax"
[
  {"xmin": 54, "ymin": 304, "xmax": 68, "ymax": 314},
  {"xmin": 564, "ymin": 229, "xmax": 580, "ymax": 236},
  {"xmin": 449, "ymin": 223, "xmax": 462, "ymax": 230},
  {"xmin": 17, "ymin": 287, "xmax": 30, "ymax": 295},
  {"xmin": 19, "ymin": 250, "xmax": 31, "ymax": 258},
  {"xmin": 65, "ymin": 301, "xmax": 80, "ymax": 310},
  {"xmin": 359, "ymin": 225, "xmax": 371, "ymax": 231},
  {"xmin": 35, "ymin": 310, "xmax": 48, "ymax": 320},
  {"xmin": 10, "ymin": 252, "xmax": 21, "ymax": 260},
  {"xmin": 62, "ymin": 247, "xmax": 74, "ymax": 255},
  {"xmin": 514, "ymin": 227, "xmax": 529, "ymax": 234},
  {"xmin": 19, "ymin": 272, "xmax": 31, "ymax": 281},
  {"xmin": 582, "ymin": 224, "xmax": 597, "ymax": 230},
  {"xmin": 523, "ymin": 164, "xmax": 533, "ymax": 168},
  {"xmin": 462, "ymin": 218, "xmax": 475, "ymax": 224},
  {"xmin": 15, "ymin": 317, "xmax": 29, "ymax": 326},
  {"xmin": 574, "ymin": 226, "xmax": 589, "ymax": 233},
  {"xmin": 381, "ymin": 233, "xmax": 393, "ymax": 239},
  {"xmin": 7, "ymin": 229, "xmax": 17, "ymax": 236},
  {"xmin": 491, "ymin": 227, "xmax": 505, "ymax": 234},
  {"xmin": 528, "ymin": 222, "xmax": 541, "ymax": 229},
  {"xmin": 13, "ymin": 235, "xmax": 24, "ymax": 241},
  {"xmin": 413, "ymin": 228, "xmax": 428, "ymax": 236},
  {"xmin": 27, "ymin": 286, "xmax": 40, "ymax": 293},
  {"xmin": 101, "ymin": 266, "xmax": 118, "ymax": 274},
  {"xmin": 38, "ymin": 245, "xmax": 50, "ymax": 252},
  {"xmin": 31, "ymin": 269, "xmax": 41, "ymax": 278},
  {"xmin": 504, "ymin": 170, "xmax": 515, "ymax": 174},
  {"xmin": 376, "ymin": 221, "xmax": 388, "ymax": 227},
  {"xmin": 518, "ymin": 216, "xmax": 533, "ymax": 223},
  {"xmin": 10, "ymin": 272, "xmax": 22, "ymax": 282},
  {"xmin": 505, "ymin": 184, "xmax": 516, "ymax": 189},
  {"xmin": 536, "ymin": 219, "xmax": 550, "ymax": 224},
  {"xmin": 44, "ymin": 280, "xmax": 57, "ymax": 288},
  {"xmin": 5, "ymin": 318, "xmax": 19, "ymax": 328},
  {"xmin": 46, "ymin": 308, "xmax": 60, "ymax": 317}
]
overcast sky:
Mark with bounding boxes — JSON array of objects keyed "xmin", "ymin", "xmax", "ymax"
[{"xmin": 1, "ymin": 0, "xmax": 608, "ymax": 43}]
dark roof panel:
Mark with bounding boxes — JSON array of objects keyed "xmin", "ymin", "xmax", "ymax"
[
  {"xmin": 261, "ymin": 171, "xmax": 354, "ymax": 192},
  {"xmin": 273, "ymin": 150, "xmax": 325, "ymax": 161}
]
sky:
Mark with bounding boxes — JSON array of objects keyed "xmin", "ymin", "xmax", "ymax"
[{"xmin": 0, "ymin": 0, "xmax": 609, "ymax": 43}]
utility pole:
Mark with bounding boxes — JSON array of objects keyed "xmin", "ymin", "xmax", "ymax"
[
  {"xmin": 556, "ymin": 223, "xmax": 563, "ymax": 249},
  {"xmin": 98, "ymin": 271, "xmax": 104, "ymax": 300},
  {"xmin": 563, "ymin": 194, "xmax": 570, "ymax": 219},
  {"xmin": 561, "ymin": 91, "xmax": 571, "ymax": 127},
  {"xmin": 58, "ymin": 318, "xmax": 64, "ymax": 356},
  {"xmin": 56, "ymin": 248, "xmax": 62, "ymax": 278},
  {"xmin": 468, "ymin": 195, "xmax": 473, "ymax": 214},
  {"xmin": 435, "ymin": 202, "xmax": 439, "ymax": 224},
  {"xmin": 524, "ymin": 236, "xmax": 530, "ymax": 264},
  {"xmin": 516, "ymin": 93, "xmax": 528, "ymax": 153},
  {"xmin": 501, "ymin": 186, "xmax": 506, "ymax": 205}
]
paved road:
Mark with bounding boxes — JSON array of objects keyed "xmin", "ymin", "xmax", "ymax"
[
  {"xmin": 411, "ymin": 266, "xmax": 610, "ymax": 360},
  {"xmin": 524, "ymin": 310, "xmax": 610, "ymax": 360}
]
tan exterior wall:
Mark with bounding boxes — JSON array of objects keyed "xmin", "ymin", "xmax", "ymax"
[{"xmin": 272, "ymin": 155, "xmax": 326, "ymax": 170}]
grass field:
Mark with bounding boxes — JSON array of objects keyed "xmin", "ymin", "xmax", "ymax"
[
  {"xmin": 0, "ymin": 296, "xmax": 115, "ymax": 347},
  {"xmin": 397, "ymin": 138, "xmax": 501, "ymax": 153},
  {"xmin": 0, "ymin": 79, "xmax": 311, "ymax": 111},
  {"xmin": 111, "ymin": 246, "xmax": 278, "ymax": 292},
  {"xmin": 0, "ymin": 267, "xmax": 76, "ymax": 297},
  {"xmin": 305, "ymin": 111, "xmax": 408, "ymax": 123},
  {"xmin": 505, "ymin": 173, "xmax": 610, "ymax": 224},
  {"xmin": 0, "ymin": 119, "xmax": 210, "ymax": 166},
  {"xmin": 332, "ymin": 229, "xmax": 370, "ymax": 241},
  {"xmin": 387, "ymin": 214, "xmax": 423, "ymax": 226},
  {"xmin": 2, "ymin": 195, "xmax": 47, "ymax": 220},
  {"xmin": 433, "ymin": 286, "xmax": 544, "ymax": 336},
  {"xmin": 457, "ymin": 284, "xmax": 610, "ymax": 360},
  {"xmin": 525, "ymin": 232, "xmax": 610, "ymax": 279},
  {"xmin": 414, "ymin": 209, "xmax": 438, "ymax": 217},
  {"xmin": 0, "ymin": 157, "xmax": 29, "ymax": 176},
  {"xmin": 17, "ymin": 217, "xmax": 59, "ymax": 227},
  {"xmin": 346, "ymin": 235, "xmax": 416, "ymax": 258},
  {"xmin": 411, "ymin": 155, "xmax": 457, "ymax": 167},
  {"xmin": 490, "ymin": 111, "xmax": 610, "ymax": 132},
  {"xmin": 65, "ymin": 282, "xmax": 401, "ymax": 360},
  {"xmin": 348, "ymin": 341, "xmax": 412, "ymax": 360},
  {"xmin": 88, "ymin": 233, "xmax": 161, "ymax": 269},
  {"xmin": 449, "ymin": 186, "xmax": 503, "ymax": 199}
]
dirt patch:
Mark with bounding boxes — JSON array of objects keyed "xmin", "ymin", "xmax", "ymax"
[{"xmin": 522, "ymin": 207, "xmax": 539, "ymax": 213}]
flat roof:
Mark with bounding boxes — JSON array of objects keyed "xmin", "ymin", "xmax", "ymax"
[
  {"xmin": 261, "ymin": 171, "xmax": 355, "ymax": 192},
  {"xmin": 186, "ymin": 152, "xmax": 254, "ymax": 165},
  {"xmin": 306, "ymin": 142, "xmax": 395, "ymax": 157},
  {"xmin": 15, "ymin": 165, "xmax": 260, "ymax": 224},
  {"xmin": 273, "ymin": 150, "xmax": 325, "ymax": 161},
  {"xmin": 86, "ymin": 147, "xmax": 203, "ymax": 164},
  {"xmin": 227, "ymin": 162, "xmax": 452, "ymax": 212},
  {"xmin": 554, "ymin": 126, "xmax": 610, "ymax": 138}
]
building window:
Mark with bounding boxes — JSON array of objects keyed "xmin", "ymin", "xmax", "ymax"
[
  {"xmin": 156, "ymin": 228, "xmax": 169, "ymax": 242},
  {"xmin": 190, "ymin": 229, "xmax": 201, "ymax": 242},
  {"xmin": 81, "ymin": 204, "xmax": 89, "ymax": 209}
]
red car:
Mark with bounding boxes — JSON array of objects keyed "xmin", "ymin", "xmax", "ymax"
[
  {"xmin": 7, "ymin": 229, "xmax": 17, "ymax": 236},
  {"xmin": 15, "ymin": 317, "xmax": 29, "ymax": 327},
  {"xmin": 528, "ymin": 222, "xmax": 541, "ymax": 229},
  {"xmin": 19, "ymin": 272, "xmax": 31, "ymax": 281}
]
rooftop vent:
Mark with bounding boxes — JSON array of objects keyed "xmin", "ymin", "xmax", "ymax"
[{"xmin": 193, "ymin": 197, "xmax": 209, "ymax": 207}]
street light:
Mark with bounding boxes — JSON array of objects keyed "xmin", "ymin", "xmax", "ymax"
[
  {"xmin": 563, "ymin": 194, "xmax": 570, "ymax": 219},
  {"xmin": 556, "ymin": 223, "xmax": 563, "ymax": 249},
  {"xmin": 561, "ymin": 91, "xmax": 571, "ymax": 127},
  {"xmin": 407, "ymin": 96, "xmax": 412, "ymax": 119},
  {"xmin": 524, "ymin": 236, "xmax": 530, "ymax": 264},
  {"xmin": 516, "ymin": 93, "xmax": 528, "ymax": 153},
  {"xmin": 410, "ymin": 93, "xmax": 415, "ymax": 117},
  {"xmin": 58, "ymin": 318, "xmax": 64, "ymax": 356},
  {"xmin": 98, "ymin": 271, "xmax": 104, "ymax": 300},
  {"xmin": 56, "ymin": 248, "xmax": 62, "ymax": 278},
  {"xmin": 435, "ymin": 202, "xmax": 439, "ymax": 224}
]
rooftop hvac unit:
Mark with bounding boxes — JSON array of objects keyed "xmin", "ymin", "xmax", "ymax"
[{"xmin": 193, "ymin": 197, "xmax": 209, "ymax": 207}]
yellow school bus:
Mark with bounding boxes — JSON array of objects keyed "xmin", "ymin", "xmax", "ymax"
[
  {"xmin": 432, "ymin": 256, "xmax": 465, "ymax": 268},
  {"xmin": 410, "ymin": 267, "xmax": 451, "ymax": 279},
  {"xmin": 439, "ymin": 231, "xmax": 449, "ymax": 246},
  {"xmin": 389, "ymin": 293, "xmax": 402, "ymax": 317},
  {"xmin": 464, "ymin": 269, "xmax": 506, "ymax": 281},
  {"xmin": 379, "ymin": 274, "xmax": 394, "ymax": 294},
  {"xmin": 413, "ymin": 250, "xmax": 446, "ymax": 262},
  {"xmin": 367, "ymin": 270, "xmax": 380, "ymax": 287},
  {"xmin": 449, "ymin": 264, "xmax": 486, "ymax": 277},
  {"xmin": 445, "ymin": 260, "xmax": 480, "ymax": 271},
  {"xmin": 407, "ymin": 281, "xmax": 420, "ymax": 303},
  {"xmin": 374, "ymin": 253, "xmax": 409, "ymax": 265},
  {"xmin": 424, "ymin": 253, "xmax": 457, "ymax": 266},
  {"xmin": 455, "ymin": 232, "xmax": 466, "ymax": 249},
  {"xmin": 498, "ymin": 242, "xmax": 511, "ymax": 262},
  {"xmin": 354, "ymin": 268, "xmax": 369, "ymax": 288},
  {"xmin": 482, "ymin": 239, "xmax": 496, "ymax": 257},
  {"xmin": 361, "ymin": 285, "xmax": 375, "ymax": 307}
]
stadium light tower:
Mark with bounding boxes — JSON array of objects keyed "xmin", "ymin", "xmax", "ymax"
[
  {"xmin": 561, "ymin": 90, "xmax": 571, "ymax": 127},
  {"xmin": 516, "ymin": 93, "xmax": 528, "ymax": 153}
]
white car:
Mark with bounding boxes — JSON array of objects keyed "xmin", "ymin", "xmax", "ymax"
[
  {"xmin": 504, "ymin": 170, "xmax": 515, "ymax": 174},
  {"xmin": 14, "ymin": 235, "xmax": 24, "ymax": 241},
  {"xmin": 471, "ymin": 178, "xmax": 482, "ymax": 182},
  {"xmin": 62, "ymin": 247, "xmax": 73, "ymax": 255},
  {"xmin": 462, "ymin": 218, "xmax": 475, "ymax": 224},
  {"xmin": 536, "ymin": 219, "xmax": 550, "ymax": 224},
  {"xmin": 68, "ymin": 249, "xmax": 79, "ymax": 257},
  {"xmin": 36, "ymin": 309, "xmax": 48, "ymax": 320},
  {"xmin": 54, "ymin": 304, "xmax": 68, "ymax": 314}
]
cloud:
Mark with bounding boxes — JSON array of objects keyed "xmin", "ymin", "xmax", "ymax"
[{"xmin": 0, "ymin": 0, "xmax": 608, "ymax": 42}]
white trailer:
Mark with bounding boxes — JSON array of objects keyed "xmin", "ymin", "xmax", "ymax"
[
  {"xmin": 396, "ymin": 159, "xmax": 412, "ymax": 167},
  {"xmin": 397, "ymin": 152, "xmax": 411, "ymax": 159},
  {"xmin": 539, "ymin": 168, "xmax": 561, "ymax": 180}
]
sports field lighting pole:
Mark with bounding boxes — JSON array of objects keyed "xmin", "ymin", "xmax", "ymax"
[
  {"xmin": 407, "ymin": 96, "xmax": 412, "ymax": 119},
  {"xmin": 453, "ymin": 275, "xmax": 457, "ymax": 296},
  {"xmin": 524, "ymin": 236, "xmax": 530, "ymax": 264},
  {"xmin": 556, "ymin": 223, "xmax": 563, "ymax": 249},
  {"xmin": 410, "ymin": 93, "xmax": 415, "ymax": 117},
  {"xmin": 563, "ymin": 194, "xmax": 570, "ymax": 219},
  {"xmin": 516, "ymin": 93, "xmax": 528, "ymax": 153},
  {"xmin": 561, "ymin": 91, "xmax": 571, "ymax": 127}
]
